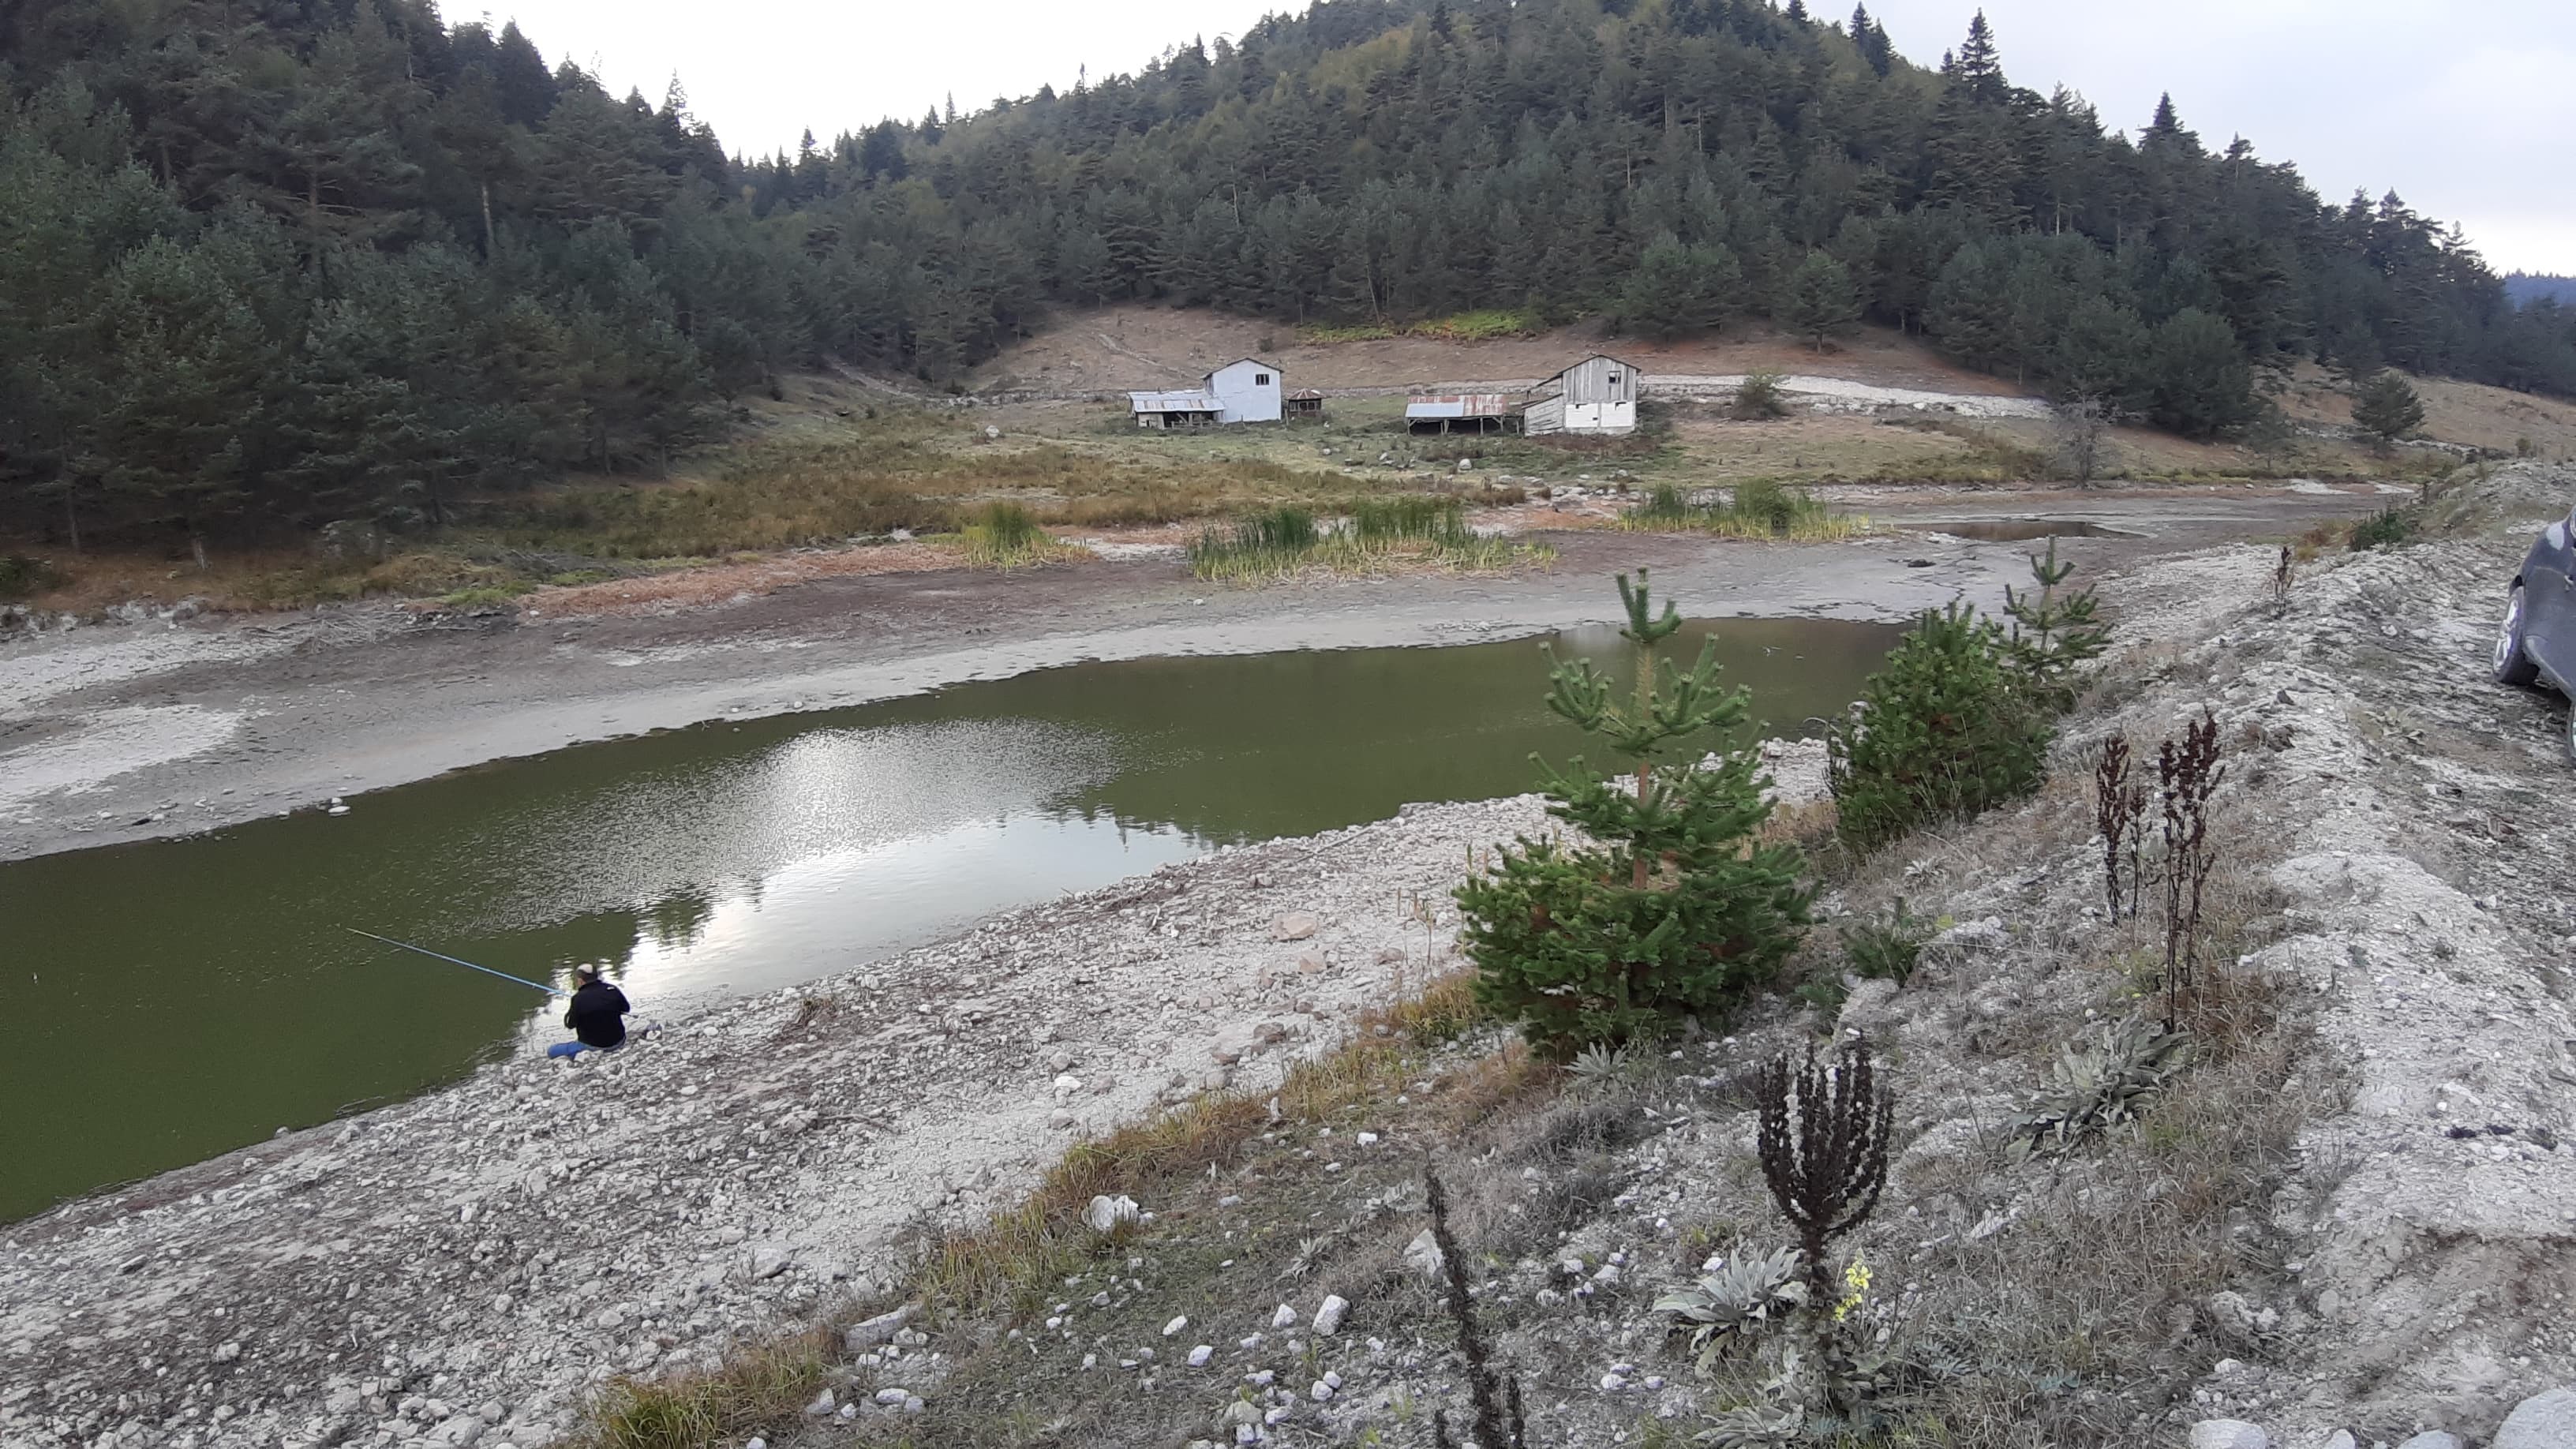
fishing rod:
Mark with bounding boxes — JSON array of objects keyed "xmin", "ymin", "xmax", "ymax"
[{"xmin": 346, "ymin": 928, "xmax": 569, "ymax": 998}]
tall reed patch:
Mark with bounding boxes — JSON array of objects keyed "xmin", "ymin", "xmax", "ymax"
[
  {"xmin": 959, "ymin": 500, "xmax": 1075, "ymax": 567},
  {"xmin": 1189, "ymin": 497, "xmax": 1549, "ymax": 581},
  {"xmin": 1625, "ymin": 481, "xmax": 1866, "ymax": 540}
]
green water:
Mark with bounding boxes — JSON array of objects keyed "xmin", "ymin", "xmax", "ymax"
[{"xmin": 0, "ymin": 617, "xmax": 1897, "ymax": 1220}]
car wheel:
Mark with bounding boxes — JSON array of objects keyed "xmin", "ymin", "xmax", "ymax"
[{"xmin": 2495, "ymin": 585, "xmax": 2541, "ymax": 686}]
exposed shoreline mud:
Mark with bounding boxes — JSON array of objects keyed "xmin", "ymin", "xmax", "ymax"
[
  {"xmin": 0, "ymin": 485, "xmax": 2378, "ymax": 867},
  {"xmin": 13, "ymin": 471, "xmax": 2570, "ymax": 1449}
]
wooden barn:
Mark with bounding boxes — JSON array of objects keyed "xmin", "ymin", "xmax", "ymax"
[{"xmin": 1521, "ymin": 354, "xmax": 1640, "ymax": 436}]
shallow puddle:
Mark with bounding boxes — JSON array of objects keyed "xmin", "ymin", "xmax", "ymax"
[
  {"xmin": 1, "ymin": 616, "xmax": 1898, "ymax": 1219},
  {"xmin": 1922, "ymin": 517, "xmax": 2128, "ymax": 541}
]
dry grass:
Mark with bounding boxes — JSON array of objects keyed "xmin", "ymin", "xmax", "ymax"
[
  {"xmin": 564, "ymin": 1327, "xmax": 833, "ymax": 1449},
  {"xmin": 912, "ymin": 973, "xmax": 1494, "ymax": 1324}
]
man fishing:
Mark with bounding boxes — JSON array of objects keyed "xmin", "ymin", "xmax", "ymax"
[
  {"xmin": 350, "ymin": 930, "xmax": 649, "ymax": 1059},
  {"xmin": 551, "ymin": 965, "xmax": 631, "ymax": 1059}
]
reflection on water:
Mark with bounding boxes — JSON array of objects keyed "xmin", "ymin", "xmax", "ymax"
[{"xmin": 0, "ymin": 616, "xmax": 1899, "ymax": 1219}]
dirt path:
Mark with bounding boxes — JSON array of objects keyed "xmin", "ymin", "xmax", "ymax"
[{"xmin": 0, "ymin": 487, "xmax": 2383, "ymax": 866}]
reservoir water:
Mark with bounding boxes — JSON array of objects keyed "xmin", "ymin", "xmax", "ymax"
[{"xmin": 0, "ymin": 616, "xmax": 1900, "ymax": 1220}]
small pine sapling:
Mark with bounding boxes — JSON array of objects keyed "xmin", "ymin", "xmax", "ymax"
[
  {"xmin": 1455, "ymin": 570, "xmax": 1812, "ymax": 1054},
  {"xmin": 1826, "ymin": 602, "xmax": 2049, "ymax": 854},
  {"xmin": 2271, "ymin": 544, "xmax": 2293, "ymax": 604},
  {"xmin": 2001, "ymin": 539, "xmax": 2110, "ymax": 714},
  {"xmin": 1756, "ymin": 1035, "xmax": 1894, "ymax": 1302},
  {"xmin": 2156, "ymin": 710, "xmax": 2224, "ymax": 1032}
]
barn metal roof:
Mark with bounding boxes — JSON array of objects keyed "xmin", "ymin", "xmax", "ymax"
[
  {"xmin": 1405, "ymin": 393, "xmax": 1512, "ymax": 418},
  {"xmin": 1129, "ymin": 389, "xmax": 1222, "ymax": 412}
]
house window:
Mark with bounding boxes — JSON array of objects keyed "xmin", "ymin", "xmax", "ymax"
[
  {"xmin": 1607, "ymin": 373, "xmax": 1621, "ymax": 385},
  {"xmin": 1255, "ymin": 373, "xmax": 1271, "ymax": 385}
]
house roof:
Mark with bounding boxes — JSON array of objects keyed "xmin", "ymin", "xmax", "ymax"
[
  {"xmin": 1285, "ymin": 388, "xmax": 1325, "ymax": 401},
  {"xmin": 1208, "ymin": 357, "xmax": 1284, "ymax": 376},
  {"xmin": 1129, "ymin": 389, "xmax": 1222, "ymax": 412},
  {"xmin": 1406, "ymin": 393, "xmax": 1513, "ymax": 418},
  {"xmin": 1556, "ymin": 353, "xmax": 1641, "ymax": 377}
]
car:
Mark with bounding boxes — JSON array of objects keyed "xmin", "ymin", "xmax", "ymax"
[{"xmin": 2493, "ymin": 506, "xmax": 2576, "ymax": 755}]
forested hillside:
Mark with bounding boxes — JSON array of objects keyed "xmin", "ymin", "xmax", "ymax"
[
  {"xmin": 7, "ymin": 0, "xmax": 2575, "ymax": 552},
  {"xmin": 2507, "ymin": 274, "xmax": 2576, "ymax": 309}
]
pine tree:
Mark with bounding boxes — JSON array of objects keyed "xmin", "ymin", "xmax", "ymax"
[
  {"xmin": 1455, "ymin": 572, "xmax": 1812, "ymax": 1055},
  {"xmin": 2146, "ymin": 307, "xmax": 2258, "ymax": 438},
  {"xmin": 1778, "ymin": 249, "xmax": 1860, "ymax": 350},
  {"xmin": 2351, "ymin": 369, "xmax": 2425, "ymax": 446},
  {"xmin": 1828, "ymin": 601, "xmax": 2051, "ymax": 855}
]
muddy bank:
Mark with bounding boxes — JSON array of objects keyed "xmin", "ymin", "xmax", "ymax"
[
  {"xmin": 2, "ymin": 471, "xmax": 2561, "ymax": 1448},
  {"xmin": 0, "ymin": 486, "xmax": 2378, "ymax": 866}
]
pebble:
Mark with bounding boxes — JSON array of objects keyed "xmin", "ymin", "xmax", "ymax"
[
  {"xmin": 2394, "ymin": 1433, "xmax": 2464, "ymax": 1449},
  {"xmin": 1164, "ymin": 1316, "xmax": 1189, "ymax": 1337},
  {"xmin": 1188, "ymin": 1345, "xmax": 1213, "ymax": 1367},
  {"xmin": 2187, "ymin": 1421, "xmax": 2267, "ymax": 1449},
  {"xmin": 1271, "ymin": 1304, "xmax": 1297, "ymax": 1328}
]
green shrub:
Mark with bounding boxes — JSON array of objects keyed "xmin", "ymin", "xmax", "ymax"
[
  {"xmin": 2347, "ymin": 506, "xmax": 2413, "ymax": 552},
  {"xmin": 1841, "ymin": 897, "xmax": 1937, "ymax": 985},
  {"xmin": 1455, "ymin": 571, "xmax": 1812, "ymax": 1055},
  {"xmin": 1829, "ymin": 547, "xmax": 2108, "ymax": 856},
  {"xmin": 1732, "ymin": 370, "xmax": 1789, "ymax": 420},
  {"xmin": 0, "ymin": 554, "xmax": 64, "ymax": 600},
  {"xmin": 1828, "ymin": 602, "xmax": 2052, "ymax": 856}
]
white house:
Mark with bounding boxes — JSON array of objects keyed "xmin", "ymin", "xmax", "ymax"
[
  {"xmin": 1521, "ymin": 354, "xmax": 1640, "ymax": 436},
  {"xmin": 1204, "ymin": 357, "xmax": 1283, "ymax": 423},
  {"xmin": 1129, "ymin": 357, "xmax": 1285, "ymax": 428}
]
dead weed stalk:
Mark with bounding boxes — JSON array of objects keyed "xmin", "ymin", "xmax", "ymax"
[{"xmin": 2157, "ymin": 710, "xmax": 2226, "ymax": 1032}]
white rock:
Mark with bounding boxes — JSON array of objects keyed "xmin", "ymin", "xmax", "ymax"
[
  {"xmin": 803, "ymin": 1388, "xmax": 835, "ymax": 1416},
  {"xmin": 1271, "ymin": 1303, "xmax": 1297, "ymax": 1328},
  {"xmin": 2318, "ymin": 1434, "xmax": 2354, "ymax": 1449},
  {"xmin": 1355, "ymin": 1132, "xmax": 1378, "ymax": 1147},
  {"xmin": 2393, "ymin": 1433, "xmax": 2463, "ymax": 1449},
  {"xmin": 1270, "ymin": 912, "xmax": 1320, "ymax": 942},
  {"xmin": 1402, "ymin": 1228, "xmax": 1445, "ymax": 1279},
  {"xmin": 874, "ymin": 1388, "xmax": 910, "ymax": 1406},
  {"xmin": 1163, "ymin": 1316, "xmax": 1189, "ymax": 1338},
  {"xmin": 746, "ymin": 1247, "xmax": 790, "ymax": 1279},
  {"xmin": 2187, "ymin": 1421, "xmax": 2267, "ymax": 1449},
  {"xmin": 2497, "ymin": 1390, "xmax": 2576, "ymax": 1449},
  {"xmin": 1084, "ymin": 1195, "xmax": 1140, "ymax": 1234},
  {"xmin": 842, "ymin": 1304, "xmax": 915, "ymax": 1352},
  {"xmin": 1309, "ymin": 1380, "xmax": 1334, "ymax": 1402},
  {"xmin": 1312, "ymin": 1294, "xmax": 1350, "ymax": 1335},
  {"xmin": 1188, "ymin": 1344, "xmax": 1213, "ymax": 1367}
]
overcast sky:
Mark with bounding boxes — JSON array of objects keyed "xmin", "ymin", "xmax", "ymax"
[{"xmin": 480, "ymin": 0, "xmax": 2576, "ymax": 274}]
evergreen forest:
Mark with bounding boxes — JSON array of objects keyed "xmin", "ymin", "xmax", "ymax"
[{"xmin": 8, "ymin": 0, "xmax": 2576, "ymax": 551}]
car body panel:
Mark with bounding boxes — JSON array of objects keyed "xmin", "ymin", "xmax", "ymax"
[{"xmin": 2523, "ymin": 515, "xmax": 2576, "ymax": 691}]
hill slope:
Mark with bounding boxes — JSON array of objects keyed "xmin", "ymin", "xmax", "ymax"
[{"xmin": 9, "ymin": 0, "xmax": 2576, "ymax": 558}]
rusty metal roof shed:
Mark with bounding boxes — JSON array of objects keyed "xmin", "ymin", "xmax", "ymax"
[
  {"xmin": 1129, "ymin": 389, "xmax": 1222, "ymax": 413},
  {"xmin": 1404, "ymin": 393, "xmax": 1512, "ymax": 419}
]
